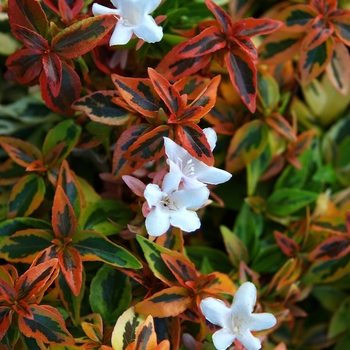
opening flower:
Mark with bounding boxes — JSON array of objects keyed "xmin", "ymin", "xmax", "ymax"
[
  {"xmin": 143, "ymin": 183, "xmax": 209, "ymax": 237},
  {"xmin": 200, "ymin": 282, "xmax": 277, "ymax": 350},
  {"xmin": 92, "ymin": 0, "xmax": 163, "ymax": 46},
  {"xmin": 163, "ymin": 136, "xmax": 232, "ymax": 191}
]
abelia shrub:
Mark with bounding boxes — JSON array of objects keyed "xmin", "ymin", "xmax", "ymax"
[{"xmin": 1, "ymin": 0, "xmax": 350, "ymax": 349}]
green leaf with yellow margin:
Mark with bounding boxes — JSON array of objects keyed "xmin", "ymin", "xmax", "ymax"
[
  {"xmin": 226, "ymin": 120, "xmax": 268, "ymax": 173},
  {"xmin": 7, "ymin": 174, "xmax": 45, "ymax": 219},
  {"xmin": 90, "ymin": 264, "xmax": 131, "ymax": 324},
  {"xmin": 111, "ymin": 306, "xmax": 146, "ymax": 350},
  {"xmin": 72, "ymin": 230, "xmax": 141, "ymax": 269}
]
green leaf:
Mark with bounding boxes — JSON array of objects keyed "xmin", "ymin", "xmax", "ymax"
[
  {"xmin": 73, "ymin": 230, "xmax": 141, "ymax": 269},
  {"xmin": 257, "ymin": 72, "xmax": 280, "ymax": 111},
  {"xmin": 266, "ymin": 188, "xmax": 318, "ymax": 217},
  {"xmin": 90, "ymin": 264, "xmax": 131, "ymax": 324},
  {"xmin": 42, "ymin": 119, "xmax": 81, "ymax": 166},
  {"xmin": 328, "ymin": 296, "xmax": 350, "ymax": 338},
  {"xmin": 79, "ymin": 199, "xmax": 134, "ymax": 236},
  {"xmin": 7, "ymin": 174, "xmax": 46, "ymax": 219}
]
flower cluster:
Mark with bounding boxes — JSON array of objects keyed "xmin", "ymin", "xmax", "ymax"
[
  {"xmin": 200, "ymin": 282, "xmax": 277, "ymax": 350},
  {"xmin": 123, "ymin": 128, "xmax": 231, "ymax": 237}
]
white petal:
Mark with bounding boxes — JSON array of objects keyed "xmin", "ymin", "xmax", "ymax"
[
  {"xmin": 92, "ymin": 3, "xmax": 120, "ymax": 15},
  {"xmin": 145, "ymin": 206, "xmax": 170, "ymax": 236},
  {"xmin": 196, "ymin": 166, "xmax": 231, "ymax": 185},
  {"xmin": 200, "ymin": 298, "xmax": 232, "ymax": 329},
  {"xmin": 144, "ymin": 184, "xmax": 163, "ymax": 207},
  {"xmin": 133, "ymin": 15, "xmax": 163, "ymax": 43},
  {"xmin": 164, "ymin": 137, "xmax": 191, "ymax": 164},
  {"xmin": 113, "ymin": 0, "xmax": 161, "ymax": 16},
  {"xmin": 231, "ymin": 282, "xmax": 257, "ymax": 315},
  {"xmin": 237, "ymin": 330, "xmax": 262, "ymax": 350},
  {"xmin": 212, "ymin": 329, "xmax": 236, "ymax": 350},
  {"xmin": 248, "ymin": 313, "xmax": 277, "ymax": 331},
  {"xmin": 169, "ymin": 208, "xmax": 201, "ymax": 232},
  {"xmin": 203, "ymin": 127, "xmax": 217, "ymax": 151},
  {"xmin": 162, "ymin": 171, "xmax": 182, "ymax": 194},
  {"xmin": 170, "ymin": 186, "xmax": 209, "ymax": 210},
  {"xmin": 109, "ymin": 21, "xmax": 133, "ymax": 45}
]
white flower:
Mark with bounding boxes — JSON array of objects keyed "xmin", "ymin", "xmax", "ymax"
[
  {"xmin": 200, "ymin": 282, "xmax": 277, "ymax": 350},
  {"xmin": 144, "ymin": 183, "xmax": 209, "ymax": 237},
  {"xmin": 163, "ymin": 136, "xmax": 232, "ymax": 191},
  {"xmin": 92, "ymin": 0, "xmax": 163, "ymax": 46}
]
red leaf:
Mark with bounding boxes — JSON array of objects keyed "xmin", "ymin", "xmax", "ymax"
[
  {"xmin": 0, "ymin": 278, "xmax": 16, "ymax": 304},
  {"xmin": 58, "ymin": 246, "xmax": 83, "ymax": 296},
  {"xmin": 205, "ymin": 0, "xmax": 233, "ymax": 35},
  {"xmin": 176, "ymin": 123, "xmax": 214, "ymax": 166},
  {"xmin": 238, "ymin": 18, "xmax": 283, "ymax": 37},
  {"xmin": 0, "ymin": 307, "xmax": 12, "ymax": 340},
  {"xmin": 308, "ymin": 235, "xmax": 350, "ymax": 261},
  {"xmin": 156, "ymin": 48, "xmax": 211, "ymax": 80},
  {"xmin": 302, "ymin": 16, "xmax": 334, "ymax": 51},
  {"xmin": 112, "ymin": 124, "xmax": 150, "ymax": 178},
  {"xmin": 52, "ymin": 185, "xmax": 77, "ymax": 238},
  {"xmin": 177, "ymin": 26, "xmax": 226, "ymax": 58},
  {"xmin": 5, "ymin": 48, "xmax": 43, "ymax": 85},
  {"xmin": 124, "ymin": 125, "xmax": 169, "ymax": 162},
  {"xmin": 8, "ymin": 0, "xmax": 48, "ymax": 37},
  {"xmin": 11, "ymin": 24, "xmax": 49, "ymax": 52},
  {"xmin": 40, "ymin": 61, "xmax": 81, "ymax": 116},
  {"xmin": 225, "ymin": 49, "xmax": 257, "ymax": 112},
  {"xmin": 42, "ymin": 53, "xmax": 62, "ymax": 98},
  {"xmin": 148, "ymin": 68, "xmax": 182, "ymax": 116},
  {"xmin": 16, "ymin": 259, "xmax": 59, "ymax": 302},
  {"xmin": 51, "ymin": 15, "xmax": 117, "ymax": 59},
  {"xmin": 274, "ymin": 231, "xmax": 300, "ymax": 257},
  {"xmin": 161, "ymin": 254, "xmax": 198, "ymax": 289},
  {"xmin": 122, "ymin": 175, "xmax": 146, "ymax": 197}
]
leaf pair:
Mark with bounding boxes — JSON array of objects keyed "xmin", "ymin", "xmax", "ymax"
[
  {"xmin": 157, "ymin": 0, "xmax": 282, "ymax": 112},
  {"xmin": 6, "ymin": 0, "xmax": 117, "ymax": 115},
  {"xmin": 0, "ymin": 260, "xmax": 74, "ymax": 346}
]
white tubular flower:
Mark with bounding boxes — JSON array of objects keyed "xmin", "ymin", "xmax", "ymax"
[
  {"xmin": 92, "ymin": 0, "xmax": 163, "ymax": 46},
  {"xmin": 200, "ymin": 282, "xmax": 277, "ymax": 350},
  {"xmin": 163, "ymin": 136, "xmax": 232, "ymax": 191},
  {"xmin": 144, "ymin": 183, "xmax": 209, "ymax": 237}
]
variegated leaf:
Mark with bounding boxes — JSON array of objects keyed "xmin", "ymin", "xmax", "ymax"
[
  {"xmin": 40, "ymin": 61, "xmax": 81, "ymax": 116},
  {"xmin": 51, "ymin": 15, "xmax": 117, "ymax": 59},
  {"xmin": 58, "ymin": 246, "xmax": 83, "ymax": 296},
  {"xmin": 299, "ymin": 37, "xmax": 334, "ymax": 85},
  {"xmin": 0, "ymin": 136, "xmax": 42, "ymax": 168},
  {"xmin": 0, "ymin": 229, "xmax": 52, "ymax": 263},
  {"xmin": 112, "ymin": 124, "xmax": 150, "ymax": 178},
  {"xmin": 123, "ymin": 125, "xmax": 169, "ymax": 162},
  {"xmin": 11, "ymin": 24, "xmax": 49, "ymax": 51},
  {"xmin": 205, "ymin": 0, "xmax": 233, "ymax": 35},
  {"xmin": 8, "ymin": 0, "xmax": 48, "ymax": 37},
  {"xmin": 225, "ymin": 49, "xmax": 256, "ymax": 112},
  {"xmin": 238, "ymin": 18, "xmax": 283, "ymax": 37},
  {"xmin": 57, "ymin": 160, "xmax": 82, "ymax": 222},
  {"xmin": 16, "ymin": 259, "xmax": 59, "ymax": 301},
  {"xmin": 279, "ymin": 4, "xmax": 316, "ymax": 32},
  {"xmin": 42, "ymin": 119, "xmax": 81, "ymax": 166},
  {"xmin": 308, "ymin": 235, "xmax": 350, "ymax": 261},
  {"xmin": 52, "ymin": 186, "xmax": 77, "ymax": 238},
  {"xmin": 274, "ymin": 231, "xmax": 300, "ymax": 257},
  {"xmin": 18, "ymin": 304, "xmax": 73, "ymax": 344},
  {"xmin": 134, "ymin": 286, "xmax": 192, "ymax": 318},
  {"xmin": 176, "ymin": 123, "xmax": 214, "ymax": 166},
  {"xmin": 72, "ymin": 230, "xmax": 142, "ymax": 269},
  {"xmin": 0, "ymin": 159, "xmax": 24, "ymax": 186},
  {"xmin": 7, "ymin": 174, "xmax": 46, "ymax": 219},
  {"xmin": 73, "ymin": 90, "xmax": 132, "ymax": 126},
  {"xmin": 226, "ymin": 120, "xmax": 268, "ymax": 173},
  {"xmin": 266, "ymin": 113, "xmax": 297, "ymax": 142},
  {"xmin": 177, "ymin": 26, "xmax": 226, "ymax": 58},
  {"xmin": 112, "ymin": 74, "xmax": 160, "ymax": 118},
  {"xmin": 42, "ymin": 53, "xmax": 62, "ymax": 98}
]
